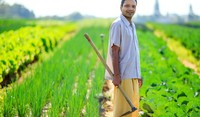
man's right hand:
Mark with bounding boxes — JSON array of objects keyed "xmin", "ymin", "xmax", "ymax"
[{"xmin": 112, "ymin": 74, "xmax": 121, "ymax": 86}]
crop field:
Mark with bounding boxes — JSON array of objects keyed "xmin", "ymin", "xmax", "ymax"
[{"xmin": 0, "ymin": 19, "xmax": 200, "ymax": 117}]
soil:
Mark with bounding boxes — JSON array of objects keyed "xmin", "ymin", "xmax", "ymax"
[{"xmin": 99, "ymin": 80, "xmax": 114, "ymax": 117}]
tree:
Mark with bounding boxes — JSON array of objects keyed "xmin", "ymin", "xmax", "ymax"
[
  {"xmin": 11, "ymin": 4, "xmax": 35, "ymax": 18},
  {"xmin": 0, "ymin": 2, "xmax": 35, "ymax": 19},
  {"xmin": 65, "ymin": 12, "xmax": 83, "ymax": 21}
]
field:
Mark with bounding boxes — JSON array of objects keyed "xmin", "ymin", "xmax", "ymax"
[{"xmin": 0, "ymin": 19, "xmax": 200, "ymax": 117}]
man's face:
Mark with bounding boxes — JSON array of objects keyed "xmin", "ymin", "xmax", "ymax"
[{"xmin": 121, "ymin": 0, "xmax": 137, "ymax": 19}]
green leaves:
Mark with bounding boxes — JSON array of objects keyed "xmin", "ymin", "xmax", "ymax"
[
  {"xmin": 0, "ymin": 23, "xmax": 76, "ymax": 81},
  {"xmin": 137, "ymin": 26, "xmax": 200, "ymax": 116}
]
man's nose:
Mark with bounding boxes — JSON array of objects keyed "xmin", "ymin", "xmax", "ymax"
[{"xmin": 128, "ymin": 6, "xmax": 134, "ymax": 11}]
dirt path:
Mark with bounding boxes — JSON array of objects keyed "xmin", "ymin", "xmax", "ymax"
[
  {"xmin": 154, "ymin": 30, "xmax": 200, "ymax": 77},
  {"xmin": 99, "ymin": 80, "xmax": 114, "ymax": 117}
]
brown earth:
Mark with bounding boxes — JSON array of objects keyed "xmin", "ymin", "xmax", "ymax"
[{"xmin": 99, "ymin": 80, "xmax": 114, "ymax": 117}]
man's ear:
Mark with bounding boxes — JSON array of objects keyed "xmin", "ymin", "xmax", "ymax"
[{"xmin": 120, "ymin": 6, "xmax": 122, "ymax": 12}]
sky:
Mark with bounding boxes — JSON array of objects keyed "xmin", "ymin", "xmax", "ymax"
[{"xmin": 4, "ymin": 0, "xmax": 200, "ymax": 18}]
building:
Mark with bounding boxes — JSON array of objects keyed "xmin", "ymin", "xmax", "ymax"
[{"xmin": 134, "ymin": 0, "xmax": 200, "ymax": 23}]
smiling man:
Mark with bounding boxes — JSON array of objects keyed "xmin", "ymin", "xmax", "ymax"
[{"xmin": 105, "ymin": 0, "xmax": 142, "ymax": 116}]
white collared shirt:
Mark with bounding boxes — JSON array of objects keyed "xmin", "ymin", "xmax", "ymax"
[{"xmin": 105, "ymin": 14, "xmax": 141, "ymax": 80}]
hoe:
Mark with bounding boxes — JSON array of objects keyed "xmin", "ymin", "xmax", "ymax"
[{"xmin": 84, "ymin": 33, "xmax": 137, "ymax": 116}]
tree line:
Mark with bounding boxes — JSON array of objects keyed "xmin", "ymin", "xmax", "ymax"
[{"xmin": 0, "ymin": 0, "xmax": 35, "ymax": 19}]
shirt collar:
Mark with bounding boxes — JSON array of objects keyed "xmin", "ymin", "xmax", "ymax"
[{"xmin": 120, "ymin": 14, "xmax": 132, "ymax": 27}]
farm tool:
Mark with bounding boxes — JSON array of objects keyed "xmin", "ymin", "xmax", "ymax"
[{"xmin": 84, "ymin": 33, "xmax": 137, "ymax": 116}]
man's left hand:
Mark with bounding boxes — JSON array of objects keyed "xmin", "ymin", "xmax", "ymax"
[{"xmin": 138, "ymin": 78, "xmax": 143, "ymax": 88}]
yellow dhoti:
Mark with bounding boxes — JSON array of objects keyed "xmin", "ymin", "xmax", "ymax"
[{"xmin": 113, "ymin": 79, "xmax": 140, "ymax": 117}]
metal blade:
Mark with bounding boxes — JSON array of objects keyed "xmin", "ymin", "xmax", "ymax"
[
  {"xmin": 120, "ymin": 111, "xmax": 133, "ymax": 117},
  {"xmin": 120, "ymin": 107, "xmax": 137, "ymax": 117}
]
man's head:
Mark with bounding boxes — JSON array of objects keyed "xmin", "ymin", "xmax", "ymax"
[
  {"xmin": 120, "ymin": 0, "xmax": 137, "ymax": 21},
  {"xmin": 121, "ymin": 0, "xmax": 137, "ymax": 7}
]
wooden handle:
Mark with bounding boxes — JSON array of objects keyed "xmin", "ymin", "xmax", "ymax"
[{"xmin": 84, "ymin": 33, "xmax": 114, "ymax": 77}]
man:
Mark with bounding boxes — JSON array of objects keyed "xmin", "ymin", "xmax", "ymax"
[{"xmin": 105, "ymin": 0, "xmax": 142, "ymax": 116}]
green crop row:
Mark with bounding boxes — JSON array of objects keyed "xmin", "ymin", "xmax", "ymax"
[
  {"xmin": 137, "ymin": 27, "xmax": 200, "ymax": 116},
  {"xmin": 147, "ymin": 22, "xmax": 200, "ymax": 60},
  {"xmin": 0, "ymin": 23, "xmax": 77, "ymax": 83},
  {"xmin": 3, "ymin": 25, "xmax": 107, "ymax": 117},
  {"xmin": 0, "ymin": 19, "xmax": 35, "ymax": 33},
  {"xmin": 184, "ymin": 21, "xmax": 200, "ymax": 28}
]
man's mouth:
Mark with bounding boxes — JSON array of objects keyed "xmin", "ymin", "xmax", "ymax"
[{"xmin": 127, "ymin": 12, "xmax": 134, "ymax": 15}]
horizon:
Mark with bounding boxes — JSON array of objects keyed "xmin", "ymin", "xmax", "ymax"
[{"xmin": 3, "ymin": 0, "xmax": 200, "ymax": 18}]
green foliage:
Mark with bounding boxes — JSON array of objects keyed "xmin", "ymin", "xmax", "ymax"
[
  {"xmin": 137, "ymin": 29, "xmax": 200, "ymax": 116},
  {"xmin": 147, "ymin": 22, "xmax": 200, "ymax": 60},
  {"xmin": 184, "ymin": 21, "xmax": 200, "ymax": 28},
  {"xmin": 0, "ymin": 22, "xmax": 77, "ymax": 83},
  {"xmin": 3, "ymin": 24, "xmax": 107, "ymax": 116},
  {"xmin": 0, "ymin": 19, "xmax": 35, "ymax": 34}
]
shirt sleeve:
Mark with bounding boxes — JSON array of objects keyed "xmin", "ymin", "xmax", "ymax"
[{"xmin": 109, "ymin": 22, "xmax": 121, "ymax": 47}]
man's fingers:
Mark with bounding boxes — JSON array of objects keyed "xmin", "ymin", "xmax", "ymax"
[{"xmin": 138, "ymin": 79, "xmax": 143, "ymax": 88}]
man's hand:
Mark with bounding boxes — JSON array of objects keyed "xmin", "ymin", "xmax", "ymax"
[
  {"xmin": 112, "ymin": 74, "xmax": 121, "ymax": 86},
  {"xmin": 138, "ymin": 78, "xmax": 143, "ymax": 88}
]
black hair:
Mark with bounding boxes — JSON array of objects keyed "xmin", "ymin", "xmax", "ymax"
[{"xmin": 121, "ymin": 0, "xmax": 137, "ymax": 7}]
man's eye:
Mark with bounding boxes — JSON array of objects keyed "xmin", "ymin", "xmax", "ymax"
[
  {"xmin": 132, "ymin": 5, "xmax": 136, "ymax": 8},
  {"xmin": 124, "ymin": 5, "xmax": 130, "ymax": 8}
]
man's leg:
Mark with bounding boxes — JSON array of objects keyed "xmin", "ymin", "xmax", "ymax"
[{"xmin": 113, "ymin": 79, "xmax": 139, "ymax": 117}]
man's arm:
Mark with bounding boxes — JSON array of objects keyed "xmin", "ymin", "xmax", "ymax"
[{"xmin": 111, "ymin": 44, "xmax": 121, "ymax": 86}]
